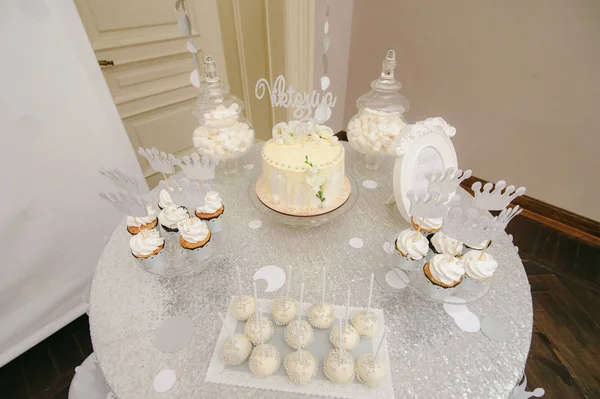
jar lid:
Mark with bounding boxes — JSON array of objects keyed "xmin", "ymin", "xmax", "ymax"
[
  {"xmin": 193, "ymin": 56, "xmax": 244, "ymax": 118},
  {"xmin": 356, "ymin": 50, "xmax": 409, "ymax": 114}
]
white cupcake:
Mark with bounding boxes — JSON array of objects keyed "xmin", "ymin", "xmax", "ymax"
[
  {"xmin": 460, "ymin": 250, "xmax": 498, "ymax": 291},
  {"xmin": 195, "ymin": 191, "xmax": 224, "ymax": 233},
  {"xmin": 130, "ymin": 229, "xmax": 166, "ymax": 273},
  {"xmin": 158, "ymin": 189, "xmax": 176, "ymax": 210},
  {"xmin": 158, "ymin": 206, "xmax": 188, "ymax": 253},
  {"xmin": 177, "ymin": 217, "xmax": 212, "ymax": 261},
  {"xmin": 410, "ymin": 216, "xmax": 442, "ymax": 233},
  {"xmin": 395, "ymin": 229, "xmax": 429, "ymax": 270},
  {"xmin": 126, "ymin": 205, "xmax": 157, "ymax": 235},
  {"xmin": 430, "ymin": 232, "xmax": 463, "ymax": 256},
  {"xmin": 423, "ymin": 254, "xmax": 465, "ymax": 300}
]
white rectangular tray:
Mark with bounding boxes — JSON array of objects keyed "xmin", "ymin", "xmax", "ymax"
[{"xmin": 205, "ymin": 297, "xmax": 394, "ymax": 398}]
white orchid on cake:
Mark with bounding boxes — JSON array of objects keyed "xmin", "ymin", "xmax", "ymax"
[
  {"xmin": 304, "ymin": 155, "xmax": 327, "ymax": 206},
  {"xmin": 272, "ymin": 121, "xmax": 338, "ymax": 146},
  {"xmin": 273, "ymin": 122, "xmax": 300, "ymax": 145}
]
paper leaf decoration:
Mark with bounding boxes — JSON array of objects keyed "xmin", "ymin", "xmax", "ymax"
[
  {"xmin": 170, "ymin": 153, "xmax": 218, "ymax": 180},
  {"xmin": 138, "ymin": 147, "xmax": 175, "ymax": 174},
  {"xmin": 99, "ymin": 167, "xmax": 148, "ymax": 195},
  {"xmin": 472, "ymin": 180, "xmax": 526, "ymax": 211}
]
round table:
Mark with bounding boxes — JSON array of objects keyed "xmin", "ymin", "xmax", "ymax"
[{"xmin": 89, "ymin": 143, "xmax": 533, "ymax": 398}]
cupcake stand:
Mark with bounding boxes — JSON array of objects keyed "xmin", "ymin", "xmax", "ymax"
[{"xmin": 89, "ymin": 142, "xmax": 533, "ymax": 398}]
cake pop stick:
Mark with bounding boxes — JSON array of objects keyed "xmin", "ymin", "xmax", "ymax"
[
  {"xmin": 297, "ymin": 283, "xmax": 305, "ymax": 321},
  {"xmin": 259, "ymin": 308, "xmax": 265, "ymax": 357},
  {"xmin": 345, "ymin": 288, "xmax": 350, "ymax": 326},
  {"xmin": 286, "ymin": 266, "xmax": 293, "ymax": 299},
  {"xmin": 218, "ymin": 312, "xmax": 233, "ymax": 340},
  {"xmin": 321, "ymin": 267, "xmax": 326, "ymax": 305},
  {"xmin": 367, "ymin": 273, "xmax": 374, "ymax": 312},
  {"xmin": 338, "ymin": 318, "xmax": 343, "ymax": 362},
  {"xmin": 253, "ymin": 281, "xmax": 259, "ymax": 320},
  {"xmin": 374, "ymin": 328, "xmax": 388, "ymax": 361},
  {"xmin": 296, "ymin": 319, "xmax": 303, "ymax": 362},
  {"xmin": 236, "ymin": 266, "xmax": 243, "ymax": 298}
]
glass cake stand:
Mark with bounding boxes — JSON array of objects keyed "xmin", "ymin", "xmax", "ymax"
[
  {"xmin": 383, "ymin": 233, "xmax": 493, "ymax": 304},
  {"xmin": 248, "ymin": 172, "xmax": 359, "ymax": 228}
]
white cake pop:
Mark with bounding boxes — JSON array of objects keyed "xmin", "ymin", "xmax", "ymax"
[
  {"xmin": 218, "ymin": 313, "xmax": 251, "ymax": 366},
  {"xmin": 329, "ymin": 289, "xmax": 360, "ymax": 350},
  {"xmin": 231, "ymin": 266, "xmax": 255, "ymax": 321},
  {"xmin": 272, "ymin": 266, "xmax": 297, "ymax": 325},
  {"xmin": 307, "ymin": 267, "xmax": 334, "ymax": 329},
  {"xmin": 244, "ymin": 283, "xmax": 274, "ymax": 344},
  {"xmin": 284, "ymin": 349, "xmax": 317, "ymax": 385},
  {"xmin": 284, "ymin": 320, "xmax": 317, "ymax": 385},
  {"xmin": 248, "ymin": 308, "xmax": 280, "ymax": 378},
  {"xmin": 356, "ymin": 329, "xmax": 388, "ymax": 388},
  {"xmin": 352, "ymin": 273, "xmax": 378, "ymax": 337},
  {"xmin": 324, "ymin": 320, "xmax": 355, "ymax": 384},
  {"xmin": 284, "ymin": 283, "xmax": 314, "ymax": 349}
]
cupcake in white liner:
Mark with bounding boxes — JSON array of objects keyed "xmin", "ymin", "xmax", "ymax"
[
  {"xmin": 158, "ymin": 189, "xmax": 176, "ymax": 210},
  {"xmin": 130, "ymin": 229, "xmax": 166, "ymax": 273},
  {"xmin": 394, "ymin": 229, "xmax": 429, "ymax": 270},
  {"xmin": 158, "ymin": 206, "xmax": 189, "ymax": 254},
  {"xmin": 410, "ymin": 216, "xmax": 442, "ymax": 234},
  {"xmin": 195, "ymin": 191, "xmax": 224, "ymax": 233},
  {"xmin": 126, "ymin": 205, "xmax": 158, "ymax": 235},
  {"xmin": 429, "ymin": 232, "xmax": 463, "ymax": 256},
  {"xmin": 422, "ymin": 254, "xmax": 465, "ymax": 300},
  {"xmin": 177, "ymin": 217, "xmax": 212, "ymax": 261},
  {"xmin": 460, "ymin": 250, "xmax": 498, "ymax": 291}
]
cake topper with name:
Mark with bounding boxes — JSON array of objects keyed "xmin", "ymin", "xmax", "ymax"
[{"xmin": 255, "ymin": 75, "xmax": 337, "ymax": 123}]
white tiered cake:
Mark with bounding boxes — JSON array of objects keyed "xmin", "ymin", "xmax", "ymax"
[{"xmin": 256, "ymin": 122, "xmax": 351, "ymax": 216}]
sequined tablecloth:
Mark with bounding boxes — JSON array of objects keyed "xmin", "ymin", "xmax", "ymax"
[{"xmin": 89, "ymin": 142, "xmax": 533, "ymax": 399}]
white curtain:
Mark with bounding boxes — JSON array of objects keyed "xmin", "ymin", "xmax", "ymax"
[{"xmin": 0, "ymin": 0, "xmax": 144, "ymax": 366}]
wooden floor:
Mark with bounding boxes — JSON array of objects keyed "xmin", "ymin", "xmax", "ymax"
[{"xmin": 0, "ymin": 213, "xmax": 599, "ymax": 398}]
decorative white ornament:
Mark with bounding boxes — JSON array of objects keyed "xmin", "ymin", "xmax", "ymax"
[
  {"xmin": 392, "ymin": 117, "xmax": 458, "ymax": 222},
  {"xmin": 153, "ymin": 369, "xmax": 176, "ymax": 393},
  {"xmin": 471, "ymin": 180, "xmax": 526, "ymax": 211},
  {"xmin": 452, "ymin": 310, "xmax": 481, "ymax": 332},
  {"xmin": 99, "ymin": 190, "xmax": 149, "ymax": 217},
  {"xmin": 255, "ymin": 75, "xmax": 337, "ymax": 122},
  {"xmin": 190, "ymin": 69, "xmax": 200, "ymax": 88},
  {"xmin": 157, "ymin": 177, "xmax": 210, "ymax": 209},
  {"xmin": 138, "ymin": 147, "xmax": 175, "ymax": 174},
  {"xmin": 406, "ymin": 189, "xmax": 459, "ymax": 219},
  {"xmin": 314, "ymin": 105, "xmax": 332, "ymax": 123},
  {"xmin": 442, "ymin": 206, "xmax": 495, "ymax": 247},
  {"xmin": 186, "ymin": 40, "xmax": 198, "ymax": 54},
  {"xmin": 427, "ymin": 168, "xmax": 472, "ymax": 197},
  {"xmin": 349, "ymin": 237, "xmax": 364, "ymax": 249},
  {"xmin": 99, "ymin": 167, "xmax": 148, "ymax": 195},
  {"xmin": 178, "ymin": 14, "xmax": 191, "ymax": 36},
  {"xmin": 320, "ymin": 76, "xmax": 331, "ymax": 90},
  {"xmin": 253, "ymin": 266, "xmax": 286, "ymax": 293},
  {"xmin": 509, "ymin": 374, "xmax": 545, "ymax": 399},
  {"xmin": 362, "ymin": 180, "xmax": 378, "ymax": 189},
  {"xmin": 170, "ymin": 153, "xmax": 218, "ymax": 181},
  {"xmin": 248, "ymin": 219, "xmax": 262, "ymax": 229}
]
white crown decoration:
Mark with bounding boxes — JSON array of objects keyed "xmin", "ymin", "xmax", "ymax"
[
  {"xmin": 138, "ymin": 147, "xmax": 175, "ymax": 175},
  {"xmin": 427, "ymin": 168, "xmax": 472, "ymax": 197},
  {"xmin": 442, "ymin": 206, "xmax": 495, "ymax": 246},
  {"xmin": 170, "ymin": 153, "xmax": 219, "ymax": 181},
  {"xmin": 406, "ymin": 190, "xmax": 459, "ymax": 219},
  {"xmin": 99, "ymin": 167, "xmax": 148, "ymax": 195},
  {"xmin": 487, "ymin": 205, "xmax": 523, "ymax": 238},
  {"xmin": 99, "ymin": 191, "xmax": 149, "ymax": 217},
  {"xmin": 158, "ymin": 178, "xmax": 210, "ymax": 209},
  {"xmin": 471, "ymin": 180, "xmax": 526, "ymax": 211},
  {"xmin": 396, "ymin": 117, "xmax": 457, "ymax": 156}
]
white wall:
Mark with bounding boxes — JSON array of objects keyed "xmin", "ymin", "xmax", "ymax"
[
  {"xmin": 313, "ymin": 0, "xmax": 354, "ymax": 132},
  {"xmin": 0, "ymin": 0, "xmax": 143, "ymax": 366},
  {"xmin": 345, "ymin": 0, "xmax": 600, "ymax": 221}
]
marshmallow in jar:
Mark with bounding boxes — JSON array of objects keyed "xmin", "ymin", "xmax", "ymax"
[
  {"xmin": 193, "ymin": 103, "xmax": 255, "ymax": 160},
  {"xmin": 192, "ymin": 56, "xmax": 255, "ymax": 161},
  {"xmin": 347, "ymin": 49, "xmax": 409, "ymax": 156}
]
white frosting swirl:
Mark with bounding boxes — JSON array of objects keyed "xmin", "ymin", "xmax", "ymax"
[
  {"xmin": 429, "ymin": 254, "xmax": 465, "ymax": 286},
  {"xmin": 129, "ymin": 229, "xmax": 164, "ymax": 257},
  {"xmin": 431, "ymin": 232, "xmax": 463, "ymax": 256},
  {"xmin": 396, "ymin": 229, "xmax": 429, "ymax": 260},
  {"xmin": 462, "ymin": 250, "xmax": 498, "ymax": 280},
  {"xmin": 467, "ymin": 240, "xmax": 489, "ymax": 250},
  {"xmin": 196, "ymin": 191, "xmax": 223, "ymax": 214},
  {"xmin": 177, "ymin": 218, "xmax": 210, "ymax": 244},
  {"xmin": 158, "ymin": 189, "xmax": 175, "ymax": 209},
  {"xmin": 413, "ymin": 216, "xmax": 443, "ymax": 231},
  {"xmin": 159, "ymin": 206, "xmax": 189, "ymax": 229},
  {"xmin": 126, "ymin": 205, "xmax": 156, "ymax": 227}
]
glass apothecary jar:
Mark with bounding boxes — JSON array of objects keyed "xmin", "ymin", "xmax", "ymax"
[
  {"xmin": 347, "ymin": 50, "xmax": 409, "ymax": 177},
  {"xmin": 192, "ymin": 56, "xmax": 255, "ymax": 174}
]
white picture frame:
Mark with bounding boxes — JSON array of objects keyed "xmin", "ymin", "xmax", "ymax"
[{"xmin": 392, "ymin": 118, "xmax": 458, "ymax": 222}]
